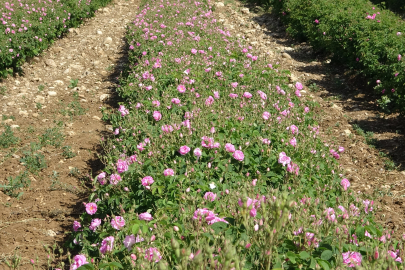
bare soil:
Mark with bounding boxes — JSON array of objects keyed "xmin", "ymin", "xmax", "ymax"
[{"xmin": 0, "ymin": 0, "xmax": 139, "ymax": 267}]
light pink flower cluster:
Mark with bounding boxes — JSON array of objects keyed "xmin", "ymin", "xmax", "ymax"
[
  {"xmin": 110, "ymin": 174, "xmax": 122, "ymax": 185},
  {"xmin": 123, "ymin": 234, "xmax": 144, "ymax": 252},
  {"xmin": 342, "ymin": 251, "xmax": 362, "ymax": 267},
  {"xmin": 100, "ymin": 236, "xmax": 114, "ymax": 254},
  {"xmin": 233, "ymin": 150, "xmax": 244, "ymax": 161},
  {"xmin": 118, "ymin": 105, "xmax": 129, "ymax": 117},
  {"xmin": 179, "ymin": 145, "xmax": 190, "ymax": 155},
  {"xmin": 70, "ymin": 255, "xmax": 88, "ymax": 270},
  {"xmin": 286, "ymin": 162, "xmax": 299, "ymax": 175},
  {"xmin": 193, "ymin": 208, "xmax": 228, "ymax": 225},
  {"xmin": 116, "ymin": 159, "xmax": 129, "ymax": 174},
  {"xmin": 201, "ymin": 136, "xmax": 220, "ymax": 149},
  {"xmin": 89, "ymin": 218, "xmax": 101, "ymax": 231},
  {"xmin": 161, "ymin": 124, "xmax": 174, "ymax": 133},
  {"xmin": 144, "ymin": 247, "xmax": 162, "ymax": 262},
  {"xmin": 164, "ymin": 168, "xmax": 174, "ymax": 176},
  {"xmin": 203, "ymin": 192, "xmax": 217, "ymax": 202},
  {"xmin": 111, "ymin": 216, "xmax": 125, "ymax": 230},
  {"xmin": 340, "ymin": 178, "xmax": 350, "ymax": 191},
  {"xmin": 85, "ymin": 203, "xmax": 97, "ymax": 215},
  {"xmin": 141, "ymin": 176, "xmax": 154, "ymax": 188},
  {"xmin": 238, "ymin": 196, "xmax": 263, "ymax": 217},
  {"xmin": 225, "ymin": 143, "xmax": 236, "ymax": 153},
  {"xmin": 329, "ymin": 149, "xmax": 340, "ymax": 159},
  {"xmin": 278, "ymin": 152, "xmax": 291, "ymax": 166},
  {"xmin": 139, "ymin": 212, "xmax": 153, "ymax": 221}
]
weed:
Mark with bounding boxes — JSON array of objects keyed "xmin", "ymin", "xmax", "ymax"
[
  {"xmin": 36, "ymin": 102, "xmax": 43, "ymax": 109},
  {"xmin": 69, "ymin": 167, "xmax": 80, "ymax": 177},
  {"xmin": 0, "ymin": 86, "xmax": 6, "ymax": 95},
  {"xmin": 2, "ymin": 115, "xmax": 15, "ymax": 121},
  {"xmin": 384, "ymin": 159, "xmax": 397, "ymax": 171},
  {"xmin": 0, "ymin": 171, "xmax": 30, "ymax": 198},
  {"xmin": 38, "ymin": 84, "xmax": 45, "ymax": 92},
  {"xmin": 60, "ymin": 92, "xmax": 87, "ymax": 117},
  {"xmin": 20, "ymin": 143, "xmax": 47, "ymax": 174},
  {"xmin": 2, "ymin": 251, "xmax": 22, "ymax": 269},
  {"xmin": 352, "ymin": 124, "xmax": 377, "ymax": 146},
  {"xmin": 39, "ymin": 127, "xmax": 64, "ymax": 148},
  {"xmin": 68, "ymin": 78, "xmax": 79, "ymax": 89},
  {"xmin": 105, "ymin": 64, "xmax": 114, "ymax": 71},
  {"xmin": 62, "ymin": 145, "xmax": 76, "ymax": 159},
  {"xmin": 307, "ymin": 82, "xmax": 320, "ymax": 92},
  {"xmin": 0, "ymin": 125, "xmax": 19, "ymax": 148},
  {"xmin": 49, "ymin": 171, "xmax": 79, "ymax": 194},
  {"xmin": 27, "ymin": 125, "xmax": 35, "ymax": 134}
]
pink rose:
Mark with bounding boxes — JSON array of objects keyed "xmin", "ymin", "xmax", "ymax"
[
  {"xmin": 141, "ymin": 176, "xmax": 154, "ymax": 187},
  {"xmin": 225, "ymin": 143, "xmax": 236, "ymax": 153},
  {"xmin": 295, "ymin": 82, "xmax": 303, "ymax": 90},
  {"xmin": 139, "ymin": 212, "xmax": 153, "ymax": 221},
  {"xmin": 231, "ymin": 82, "xmax": 238, "ymax": 88},
  {"xmin": 116, "ymin": 159, "xmax": 128, "ymax": 174},
  {"xmin": 278, "ymin": 152, "xmax": 291, "ymax": 166},
  {"xmin": 179, "ymin": 145, "xmax": 190, "ymax": 155},
  {"xmin": 85, "ymin": 203, "xmax": 97, "ymax": 215},
  {"xmin": 73, "ymin": 220, "xmax": 81, "ymax": 232},
  {"xmin": 144, "ymin": 247, "xmax": 162, "ymax": 262},
  {"xmin": 262, "ymin": 111, "xmax": 270, "ymax": 120},
  {"xmin": 194, "ymin": 148, "xmax": 202, "ymax": 157},
  {"xmin": 341, "ymin": 178, "xmax": 350, "ymax": 191},
  {"xmin": 153, "ymin": 111, "xmax": 162, "ymax": 121},
  {"xmin": 177, "ymin": 84, "xmax": 186, "ymax": 93},
  {"xmin": 164, "ymin": 168, "xmax": 174, "ymax": 176},
  {"xmin": 100, "ymin": 236, "xmax": 114, "ymax": 254},
  {"xmin": 111, "ymin": 216, "xmax": 125, "ymax": 230},
  {"xmin": 89, "ymin": 218, "xmax": 101, "ymax": 231},
  {"xmin": 243, "ymin": 92, "xmax": 252, "ymax": 98},
  {"xmin": 233, "ymin": 150, "xmax": 244, "ymax": 161},
  {"xmin": 70, "ymin": 255, "xmax": 88, "ymax": 270},
  {"xmin": 203, "ymin": 192, "xmax": 217, "ymax": 202}
]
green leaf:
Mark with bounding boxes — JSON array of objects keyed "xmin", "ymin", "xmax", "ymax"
[
  {"xmin": 320, "ymin": 250, "xmax": 333, "ymax": 261},
  {"xmin": 299, "ymin": 251, "xmax": 310, "ymax": 260},
  {"xmin": 77, "ymin": 264, "xmax": 95, "ymax": 270},
  {"xmin": 109, "ymin": 262, "xmax": 123, "ymax": 268},
  {"xmin": 286, "ymin": 251, "xmax": 297, "ymax": 263},
  {"xmin": 317, "ymin": 260, "xmax": 330, "ymax": 270},
  {"xmin": 210, "ymin": 221, "xmax": 228, "ymax": 234},
  {"xmin": 309, "ymin": 258, "xmax": 316, "ymax": 269}
]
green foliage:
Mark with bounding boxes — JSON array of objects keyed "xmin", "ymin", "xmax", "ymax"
[
  {"xmin": 0, "ymin": 0, "xmax": 113, "ymax": 78},
  {"xmin": 270, "ymin": 0, "xmax": 405, "ymax": 115},
  {"xmin": 38, "ymin": 84, "xmax": 45, "ymax": 92},
  {"xmin": 39, "ymin": 127, "xmax": 64, "ymax": 148},
  {"xmin": 69, "ymin": 79, "xmax": 79, "ymax": 89},
  {"xmin": 60, "ymin": 92, "xmax": 87, "ymax": 117},
  {"xmin": 20, "ymin": 143, "xmax": 47, "ymax": 174},
  {"xmin": 0, "ymin": 125, "xmax": 19, "ymax": 148},
  {"xmin": 62, "ymin": 145, "xmax": 77, "ymax": 159},
  {"xmin": 0, "ymin": 171, "xmax": 30, "ymax": 198},
  {"xmin": 0, "ymin": 86, "xmax": 6, "ymax": 95}
]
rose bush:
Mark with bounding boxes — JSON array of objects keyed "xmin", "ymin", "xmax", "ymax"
[{"xmin": 67, "ymin": 0, "xmax": 405, "ymax": 269}]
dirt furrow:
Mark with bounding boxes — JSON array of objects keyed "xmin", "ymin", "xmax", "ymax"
[{"xmin": 0, "ymin": 0, "xmax": 139, "ymax": 267}]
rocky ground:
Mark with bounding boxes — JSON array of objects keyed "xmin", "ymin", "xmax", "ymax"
[
  {"xmin": 0, "ymin": 0, "xmax": 139, "ymax": 267},
  {"xmin": 0, "ymin": 0, "xmax": 404, "ymax": 268}
]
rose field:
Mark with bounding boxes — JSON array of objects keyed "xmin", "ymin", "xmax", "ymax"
[
  {"xmin": 0, "ymin": 0, "xmax": 111, "ymax": 77},
  {"xmin": 0, "ymin": 0, "xmax": 404, "ymax": 268},
  {"xmin": 63, "ymin": 0, "xmax": 405, "ymax": 269}
]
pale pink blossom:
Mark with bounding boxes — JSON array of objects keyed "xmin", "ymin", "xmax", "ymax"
[
  {"xmin": 100, "ymin": 236, "xmax": 114, "ymax": 254},
  {"xmin": 225, "ymin": 143, "xmax": 236, "ymax": 153},
  {"xmin": 144, "ymin": 247, "xmax": 162, "ymax": 262},
  {"xmin": 139, "ymin": 212, "xmax": 153, "ymax": 221},
  {"xmin": 342, "ymin": 252, "xmax": 362, "ymax": 267},
  {"xmin": 89, "ymin": 218, "xmax": 101, "ymax": 231},
  {"xmin": 70, "ymin": 255, "xmax": 88, "ymax": 270},
  {"xmin": 194, "ymin": 148, "xmax": 202, "ymax": 157},
  {"xmin": 86, "ymin": 203, "xmax": 97, "ymax": 215},
  {"xmin": 341, "ymin": 178, "xmax": 350, "ymax": 191},
  {"xmin": 203, "ymin": 192, "xmax": 217, "ymax": 202},
  {"xmin": 153, "ymin": 111, "xmax": 162, "ymax": 121},
  {"xmin": 111, "ymin": 216, "xmax": 125, "ymax": 230},
  {"xmin": 141, "ymin": 176, "xmax": 154, "ymax": 187},
  {"xmin": 233, "ymin": 150, "xmax": 244, "ymax": 161},
  {"xmin": 179, "ymin": 145, "xmax": 190, "ymax": 155},
  {"xmin": 278, "ymin": 152, "xmax": 291, "ymax": 166},
  {"xmin": 164, "ymin": 168, "xmax": 174, "ymax": 176}
]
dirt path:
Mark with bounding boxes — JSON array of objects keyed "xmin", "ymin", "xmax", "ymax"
[
  {"xmin": 0, "ymin": 0, "xmax": 139, "ymax": 267},
  {"xmin": 213, "ymin": 1, "xmax": 405, "ymax": 235}
]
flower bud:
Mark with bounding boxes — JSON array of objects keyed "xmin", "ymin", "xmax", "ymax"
[{"xmin": 174, "ymin": 226, "xmax": 179, "ymax": 232}]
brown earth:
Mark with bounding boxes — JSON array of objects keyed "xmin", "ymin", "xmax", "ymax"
[
  {"xmin": 0, "ymin": 0, "xmax": 139, "ymax": 268},
  {"xmin": 213, "ymin": 0, "xmax": 405, "ymax": 236}
]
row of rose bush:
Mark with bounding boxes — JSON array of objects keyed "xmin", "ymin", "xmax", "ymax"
[
  {"xmin": 66, "ymin": 0, "xmax": 404, "ymax": 269},
  {"xmin": 370, "ymin": 0, "xmax": 405, "ymax": 16},
  {"xmin": 267, "ymin": 0, "xmax": 405, "ymax": 115},
  {"xmin": 0, "ymin": 0, "xmax": 111, "ymax": 78}
]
